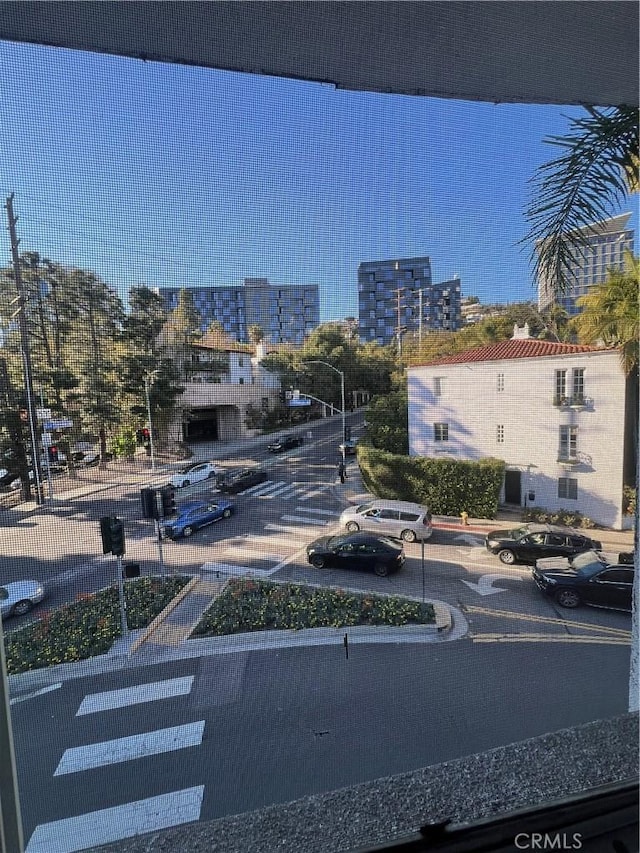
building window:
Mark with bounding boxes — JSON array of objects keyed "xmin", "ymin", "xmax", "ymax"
[
  {"xmin": 558, "ymin": 477, "xmax": 578, "ymax": 500},
  {"xmin": 497, "ymin": 425, "xmax": 504, "ymax": 443},
  {"xmin": 572, "ymin": 368, "xmax": 584, "ymax": 402},
  {"xmin": 238, "ymin": 356, "xmax": 244, "ymax": 367},
  {"xmin": 497, "ymin": 373, "xmax": 504, "ymax": 392},
  {"xmin": 238, "ymin": 377, "xmax": 244, "ymax": 385},
  {"xmin": 434, "ymin": 422, "xmax": 449, "ymax": 442},
  {"xmin": 434, "ymin": 377, "xmax": 444, "ymax": 396},
  {"xmin": 555, "ymin": 369, "xmax": 566, "ymax": 403},
  {"xmin": 559, "ymin": 425, "xmax": 578, "ymax": 460}
]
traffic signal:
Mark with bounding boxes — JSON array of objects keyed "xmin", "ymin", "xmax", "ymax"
[
  {"xmin": 160, "ymin": 484, "xmax": 176, "ymax": 517},
  {"xmin": 48, "ymin": 445, "xmax": 59, "ymax": 463},
  {"xmin": 99, "ymin": 516, "xmax": 125, "ymax": 556},
  {"xmin": 140, "ymin": 487, "xmax": 157, "ymax": 519},
  {"xmin": 344, "ymin": 425, "xmax": 352, "ymax": 442}
]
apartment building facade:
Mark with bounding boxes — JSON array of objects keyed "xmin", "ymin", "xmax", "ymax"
[
  {"xmin": 537, "ymin": 212, "xmax": 634, "ymax": 316},
  {"xmin": 358, "ymin": 257, "xmax": 462, "ymax": 346},
  {"xmin": 407, "ymin": 332, "xmax": 634, "ymax": 529},
  {"xmin": 155, "ymin": 278, "xmax": 320, "ymax": 345}
]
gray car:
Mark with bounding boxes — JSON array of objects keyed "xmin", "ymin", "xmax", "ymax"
[
  {"xmin": 1, "ymin": 580, "xmax": 46, "ymax": 618},
  {"xmin": 339, "ymin": 499, "xmax": 433, "ymax": 542}
]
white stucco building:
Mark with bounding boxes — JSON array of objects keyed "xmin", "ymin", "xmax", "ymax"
[
  {"xmin": 168, "ymin": 341, "xmax": 281, "ymax": 443},
  {"xmin": 407, "ymin": 329, "xmax": 635, "ymax": 529}
]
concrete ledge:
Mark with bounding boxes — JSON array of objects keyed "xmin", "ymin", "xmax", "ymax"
[
  {"xmin": 433, "ymin": 602, "xmax": 452, "ymax": 632},
  {"xmin": 128, "ymin": 575, "xmax": 200, "ymax": 655}
]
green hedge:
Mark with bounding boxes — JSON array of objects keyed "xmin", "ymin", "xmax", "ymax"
[
  {"xmin": 5, "ymin": 576, "xmax": 190, "ymax": 674},
  {"xmin": 192, "ymin": 578, "xmax": 435, "ymax": 636},
  {"xmin": 358, "ymin": 445, "xmax": 504, "ymax": 518}
]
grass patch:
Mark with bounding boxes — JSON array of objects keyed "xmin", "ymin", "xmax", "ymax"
[
  {"xmin": 192, "ymin": 578, "xmax": 436, "ymax": 637},
  {"xmin": 5, "ymin": 575, "xmax": 191, "ymax": 675}
]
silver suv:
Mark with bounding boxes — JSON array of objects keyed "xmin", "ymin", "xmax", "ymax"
[{"xmin": 339, "ymin": 499, "xmax": 433, "ymax": 542}]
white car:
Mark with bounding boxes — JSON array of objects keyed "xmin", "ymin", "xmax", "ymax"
[
  {"xmin": 170, "ymin": 461, "xmax": 219, "ymax": 489},
  {"xmin": 1, "ymin": 580, "xmax": 46, "ymax": 618}
]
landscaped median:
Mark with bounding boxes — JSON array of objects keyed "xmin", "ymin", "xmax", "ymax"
[
  {"xmin": 5, "ymin": 576, "xmax": 446, "ymax": 676},
  {"xmin": 191, "ymin": 578, "xmax": 437, "ymax": 637},
  {"xmin": 4, "ymin": 575, "xmax": 191, "ymax": 675}
]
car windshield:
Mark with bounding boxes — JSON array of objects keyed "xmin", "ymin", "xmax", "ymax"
[
  {"xmin": 571, "ymin": 551, "xmax": 607, "ymax": 576},
  {"xmin": 510, "ymin": 525, "xmax": 534, "ymax": 539}
]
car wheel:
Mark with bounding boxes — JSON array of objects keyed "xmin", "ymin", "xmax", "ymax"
[
  {"xmin": 311, "ymin": 555, "xmax": 325, "ymax": 569},
  {"xmin": 401, "ymin": 529, "xmax": 417, "ymax": 542},
  {"xmin": 222, "ymin": 508, "xmax": 232, "ymax": 519},
  {"xmin": 373, "ymin": 562, "xmax": 389, "ymax": 577},
  {"xmin": 555, "ymin": 588, "xmax": 580, "ymax": 608},
  {"xmin": 346, "ymin": 521, "xmax": 360, "ymax": 532},
  {"xmin": 12, "ymin": 599, "xmax": 33, "ymax": 616},
  {"xmin": 498, "ymin": 549, "xmax": 516, "ymax": 565},
  {"xmin": 182, "ymin": 526, "xmax": 193, "ymax": 538}
]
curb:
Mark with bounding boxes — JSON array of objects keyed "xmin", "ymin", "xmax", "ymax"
[{"xmin": 128, "ymin": 574, "xmax": 200, "ymax": 655}]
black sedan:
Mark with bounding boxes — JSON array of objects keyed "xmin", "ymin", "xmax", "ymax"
[
  {"xmin": 267, "ymin": 434, "xmax": 303, "ymax": 453},
  {"xmin": 306, "ymin": 532, "xmax": 405, "ymax": 577},
  {"xmin": 532, "ymin": 550, "xmax": 634, "ymax": 610},
  {"xmin": 218, "ymin": 468, "xmax": 268, "ymax": 494},
  {"xmin": 485, "ymin": 523, "xmax": 602, "ymax": 565}
]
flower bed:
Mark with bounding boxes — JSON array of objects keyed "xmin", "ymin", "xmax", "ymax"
[
  {"xmin": 192, "ymin": 578, "xmax": 436, "ymax": 637},
  {"xmin": 5, "ymin": 575, "xmax": 191, "ymax": 675}
]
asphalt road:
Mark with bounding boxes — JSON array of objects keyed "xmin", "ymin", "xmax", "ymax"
[{"xmin": 12, "ymin": 635, "xmax": 631, "ymax": 850}]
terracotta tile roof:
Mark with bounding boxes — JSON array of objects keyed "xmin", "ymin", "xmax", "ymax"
[{"xmin": 411, "ymin": 338, "xmax": 610, "ymax": 367}]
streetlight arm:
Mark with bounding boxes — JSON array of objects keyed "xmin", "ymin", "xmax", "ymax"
[{"xmin": 302, "ymin": 360, "xmax": 347, "ymax": 460}]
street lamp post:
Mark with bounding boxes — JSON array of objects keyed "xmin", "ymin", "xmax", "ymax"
[
  {"xmin": 144, "ymin": 374, "xmax": 156, "ymax": 473},
  {"xmin": 303, "ymin": 360, "xmax": 346, "ymax": 461}
]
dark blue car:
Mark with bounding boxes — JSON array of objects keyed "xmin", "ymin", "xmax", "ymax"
[{"xmin": 161, "ymin": 498, "xmax": 236, "ymax": 539}]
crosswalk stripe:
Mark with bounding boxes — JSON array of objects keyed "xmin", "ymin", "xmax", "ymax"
[
  {"xmin": 223, "ymin": 546, "xmax": 286, "ymax": 562},
  {"xmin": 54, "ymin": 721, "xmax": 205, "ymax": 775},
  {"xmin": 76, "ymin": 677, "xmax": 194, "ymax": 716},
  {"xmin": 280, "ymin": 514, "xmax": 329, "ymax": 525},
  {"xmin": 25, "ymin": 786, "xmax": 205, "ymax": 853},
  {"xmin": 292, "ymin": 506, "xmax": 337, "ymax": 516},
  {"xmin": 260, "ymin": 484, "xmax": 298, "ymax": 498},
  {"xmin": 298, "ymin": 484, "xmax": 331, "ymax": 501},
  {"xmin": 243, "ymin": 480, "xmax": 280, "ymax": 495},
  {"xmin": 201, "ymin": 562, "xmax": 263, "ymax": 575},
  {"xmin": 264, "ymin": 523, "xmax": 312, "ymax": 534},
  {"xmin": 233, "ymin": 534, "xmax": 299, "ymax": 549}
]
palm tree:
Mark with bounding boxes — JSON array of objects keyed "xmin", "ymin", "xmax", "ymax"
[
  {"xmin": 523, "ymin": 106, "xmax": 638, "ymax": 297},
  {"xmin": 571, "ymin": 252, "xmax": 639, "ymax": 374},
  {"xmin": 524, "ymin": 107, "xmax": 639, "ymax": 714}
]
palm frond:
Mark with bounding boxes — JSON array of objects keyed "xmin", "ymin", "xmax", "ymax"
[{"xmin": 522, "ymin": 106, "xmax": 639, "ymax": 298}]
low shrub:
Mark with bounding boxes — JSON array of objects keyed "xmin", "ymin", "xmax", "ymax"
[
  {"xmin": 522, "ymin": 507, "xmax": 596, "ymax": 528},
  {"xmin": 5, "ymin": 575, "xmax": 190, "ymax": 675},
  {"xmin": 192, "ymin": 578, "xmax": 435, "ymax": 637}
]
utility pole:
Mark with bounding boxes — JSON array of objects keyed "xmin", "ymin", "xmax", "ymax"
[
  {"xmin": 5, "ymin": 194, "xmax": 44, "ymax": 505},
  {"xmin": 393, "ymin": 286, "xmax": 406, "ymax": 357}
]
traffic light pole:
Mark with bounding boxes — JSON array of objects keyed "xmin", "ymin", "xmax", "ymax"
[
  {"xmin": 154, "ymin": 518, "xmax": 166, "ymax": 575},
  {"xmin": 116, "ymin": 554, "xmax": 128, "ymax": 639}
]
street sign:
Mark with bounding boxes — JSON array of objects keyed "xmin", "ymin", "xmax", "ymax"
[
  {"xmin": 36, "ymin": 408, "xmax": 52, "ymax": 420},
  {"xmin": 41, "ymin": 433, "xmax": 52, "ymax": 447},
  {"xmin": 288, "ymin": 399, "xmax": 311, "ymax": 407},
  {"xmin": 43, "ymin": 418, "xmax": 73, "ymax": 430}
]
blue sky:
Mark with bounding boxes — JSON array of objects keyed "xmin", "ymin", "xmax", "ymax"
[{"xmin": 0, "ymin": 40, "xmax": 636, "ymax": 322}]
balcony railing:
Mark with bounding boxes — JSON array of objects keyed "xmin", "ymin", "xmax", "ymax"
[
  {"xmin": 557, "ymin": 451, "xmax": 593, "ymax": 466},
  {"xmin": 552, "ymin": 395, "xmax": 593, "ymax": 409}
]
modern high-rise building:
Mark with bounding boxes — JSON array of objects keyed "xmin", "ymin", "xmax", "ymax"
[
  {"xmin": 154, "ymin": 278, "xmax": 320, "ymax": 345},
  {"xmin": 537, "ymin": 213, "xmax": 634, "ymax": 316},
  {"xmin": 357, "ymin": 257, "xmax": 462, "ymax": 345}
]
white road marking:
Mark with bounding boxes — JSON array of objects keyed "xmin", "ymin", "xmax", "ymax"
[
  {"xmin": 54, "ymin": 721, "xmax": 205, "ymax": 775},
  {"xmin": 10, "ymin": 683, "xmax": 62, "ymax": 706},
  {"xmin": 298, "ymin": 484, "xmax": 331, "ymax": 501},
  {"xmin": 223, "ymin": 546, "xmax": 286, "ymax": 562},
  {"xmin": 280, "ymin": 514, "xmax": 329, "ymax": 525},
  {"xmin": 233, "ymin": 534, "xmax": 300, "ymax": 549},
  {"xmin": 76, "ymin": 677, "xmax": 194, "ymax": 716},
  {"xmin": 264, "ymin": 523, "xmax": 311, "ymax": 534},
  {"xmin": 242, "ymin": 480, "xmax": 279, "ymax": 494},
  {"xmin": 260, "ymin": 484, "xmax": 298, "ymax": 498},
  {"xmin": 25, "ymin": 786, "xmax": 205, "ymax": 853},
  {"xmin": 291, "ymin": 506, "xmax": 337, "ymax": 516},
  {"xmin": 201, "ymin": 562, "xmax": 265, "ymax": 575},
  {"xmin": 461, "ymin": 574, "xmax": 523, "ymax": 596}
]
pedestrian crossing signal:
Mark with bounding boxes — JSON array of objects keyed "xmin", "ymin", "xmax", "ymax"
[{"xmin": 100, "ymin": 516, "xmax": 125, "ymax": 556}]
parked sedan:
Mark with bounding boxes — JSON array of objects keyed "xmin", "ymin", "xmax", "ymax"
[
  {"xmin": 485, "ymin": 523, "xmax": 601, "ymax": 565},
  {"xmin": 170, "ymin": 461, "xmax": 219, "ymax": 488},
  {"xmin": 532, "ymin": 550, "xmax": 634, "ymax": 610},
  {"xmin": 306, "ymin": 532, "xmax": 405, "ymax": 577},
  {"xmin": 218, "ymin": 468, "xmax": 268, "ymax": 494},
  {"xmin": 267, "ymin": 434, "xmax": 303, "ymax": 453},
  {"xmin": 160, "ymin": 498, "xmax": 236, "ymax": 539},
  {"xmin": 339, "ymin": 438, "xmax": 358, "ymax": 456},
  {"xmin": 1, "ymin": 580, "xmax": 46, "ymax": 618}
]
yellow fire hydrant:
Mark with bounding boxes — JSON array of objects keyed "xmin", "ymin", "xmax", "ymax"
[{"xmin": 460, "ymin": 511, "xmax": 469, "ymax": 526}]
